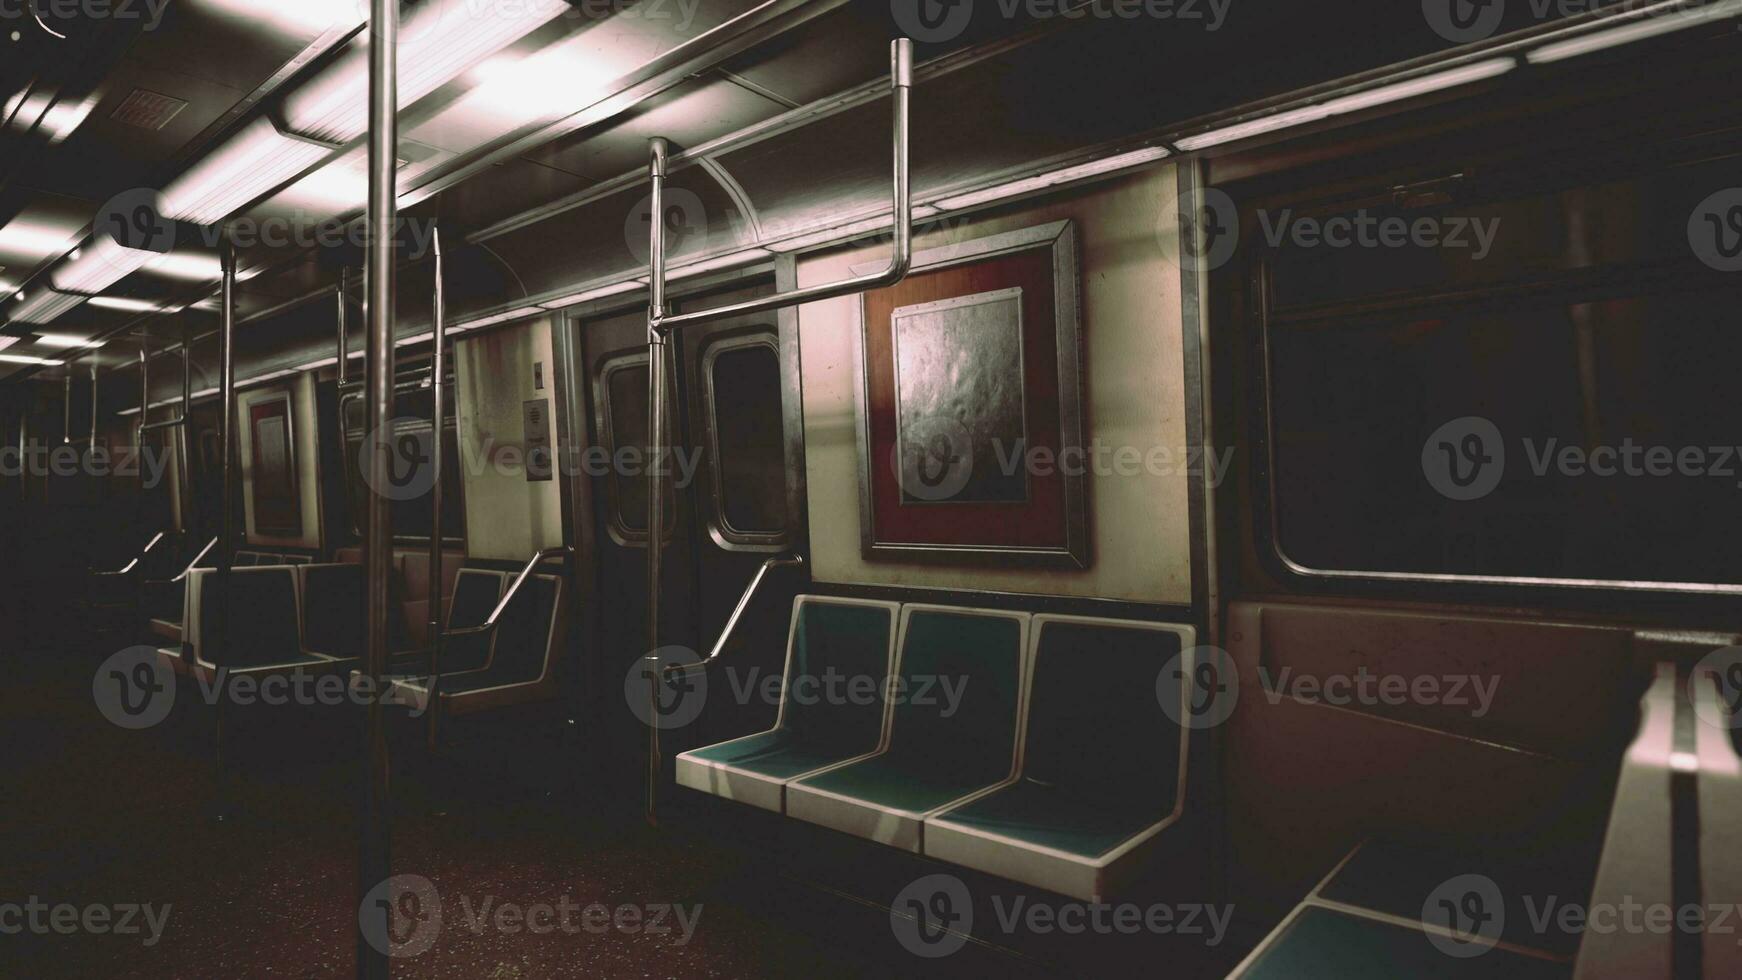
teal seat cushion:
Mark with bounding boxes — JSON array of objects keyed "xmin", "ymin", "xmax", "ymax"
[
  {"xmin": 1023, "ymin": 620, "xmax": 1182, "ymax": 810},
  {"xmin": 1238, "ymin": 906, "xmax": 1567, "ymax": 980},
  {"xmin": 684, "ymin": 729, "xmax": 868, "ymax": 782},
  {"xmin": 796, "ymin": 609, "xmax": 1022, "ymax": 812},
  {"xmin": 931, "ymin": 781, "xmax": 1158, "ymax": 858},
  {"xmin": 777, "ymin": 601, "xmax": 896, "ymax": 756}
]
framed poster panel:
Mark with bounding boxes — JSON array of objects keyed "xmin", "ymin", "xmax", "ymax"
[
  {"xmin": 853, "ymin": 219, "xmax": 1088, "ymax": 568},
  {"xmin": 248, "ymin": 395, "xmax": 302, "ymax": 538}
]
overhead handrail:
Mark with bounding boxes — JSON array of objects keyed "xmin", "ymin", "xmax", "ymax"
[
  {"xmin": 640, "ymin": 37, "xmax": 912, "ymax": 828},
  {"xmin": 646, "ymin": 554, "xmax": 805, "ymax": 824}
]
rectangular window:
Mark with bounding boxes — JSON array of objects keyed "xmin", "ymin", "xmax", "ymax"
[
  {"xmin": 703, "ymin": 337, "xmax": 788, "ymax": 545},
  {"xmin": 1261, "ymin": 153, "xmax": 1742, "ymax": 590}
]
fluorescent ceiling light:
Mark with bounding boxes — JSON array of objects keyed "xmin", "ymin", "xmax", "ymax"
[
  {"xmin": 0, "ymin": 353, "xmax": 65, "ymax": 365},
  {"xmin": 294, "ymin": 356, "xmax": 341, "ymax": 371},
  {"xmin": 1174, "ymin": 58, "xmax": 1516, "ymax": 152},
  {"xmin": 52, "ymin": 237, "xmax": 156, "ymax": 295},
  {"xmin": 934, "ymin": 147, "xmax": 1173, "ymax": 211},
  {"xmin": 666, "ymin": 248, "xmax": 773, "ymax": 281},
  {"xmin": 1527, "ymin": 0, "xmax": 1742, "ymax": 63},
  {"xmin": 141, "ymin": 252, "xmax": 260, "ymax": 284},
  {"xmin": 33, "ymin": 333, "xmax": 102, "ymax": 348},
  {"xmin": 10, "ymin": 290, "xmax": 87, "ymax": 323},
  {"xmin": 0, "ymin": 219, "xmax": 81, "ymax": 256},
  {"xmin": 2, "ymin": 91, "xmax": 99, "ymax": 143},
  {"xmin": 539, "ymin": 279, "xmax": 644, "ymax": 309},
  {"xmin": 282, "ymin": 0, "xmax": 571, "ymax": 144},
  {"xmin": 161, "ymin": 118, "xmax": 331, "ymax": 226},
  {"xmin": 766, "ymin": 211, "xmax": 925, "ymax": 254},
  {"xmin": 194, "ymin": 0, "xmax": 361, "ymax": 36},
  {"xmin": 463, "ymin": 37, "xmax": 627, "ymax": 127},
  {"xmin": 0, "ymin": 336, "xmax": 16, "ymax": 352},
  {"xmin": 87, "ymin": 296, "xmax": 171, "ymax": 313},
  {"xmin": 454, "ymin": 306, "xmax": 543, "ymax": 330}
]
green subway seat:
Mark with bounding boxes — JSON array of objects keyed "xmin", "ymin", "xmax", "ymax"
[
  {"xmin": 676, "ymin": 597, "xmax": 900, "ymax": 813},
  {"xmin": 786, "ymin": 606, "xmax": 1028, "ymax": 852},
  {"xmin": 924, "ymin": 615, "xmax": 1194, "ymax": 900},
  {"xmin": 1230, "ymin": 906, "xmax": 1569, "ymax": 980}
]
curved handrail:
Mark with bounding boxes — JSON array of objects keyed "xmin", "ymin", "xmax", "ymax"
[
  {"xmin": 91, "ymin": 531, "xmax": 167, "ymax": 577},
  {"xmin": 155, "ymin": 536, "xmax": 219, "ymax": 585},
  {"xmin": 663, "ymin": 554, "xmax": 805, "ymax": 679},
  {"xmin": 440, "ymin": 546, "xmax": 571, "ymax": 645},
  {"xmin": 647, "ymin": 553, "xmax": 805, "ymax": 824}
]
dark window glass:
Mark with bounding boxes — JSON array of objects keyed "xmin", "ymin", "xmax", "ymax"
[
  {"xmin": 1264, "ymin": 156, "xmax": 1742, "ymax": 587},
  {"xmin": 341, "ymin": 389, "xmax": 464, "ymax": 543},
  {"xmin": 708, "ymin": 343, "xmax": 787, "ymax": 536}
]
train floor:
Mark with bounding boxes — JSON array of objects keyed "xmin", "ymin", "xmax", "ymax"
[{"xmin": 9, "ymin": 628, "xmax": 1199, "ymax": 979}]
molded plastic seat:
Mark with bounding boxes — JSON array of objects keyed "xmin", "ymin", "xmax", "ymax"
[
  {"xmin": 677, "ymin": 596, "xmax": 900, "ymax": 812},
  {"xmin": 1229, "ymin": 839, "xmax": 1583, "ymax": 978},
  {"xmin": 182, "ymin": 566, "xmax": 344, "ymax": 680},
  {"xmin": 785, "ymin": 605, "xmax": 1029, "ymax": 852},
  {"xmin": 388, "ymin": 572, "xmax": 565, "ymax": 717},
  {"xmin": 379, "ymin": 568, "xmax": 503, "ymax": 678},
  {"xmin": 924, "ymin": 615, "xmax": 1194, "ymax": 899}
]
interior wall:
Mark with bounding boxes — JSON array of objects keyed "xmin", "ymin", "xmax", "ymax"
[
  {"xmin": 797, "ymin": 164, "xmax": 1191, "ymax": 604},
  {"xmin": 236, "ymin": 374, "xmax": 323, "ymax": 551},
  {"xmin": 455, "ymin": 317, "xmax": 564, "ymax": 562}
]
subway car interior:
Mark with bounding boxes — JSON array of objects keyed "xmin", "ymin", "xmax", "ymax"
[{"xmin": 3, "ymin": 1, "xmax": 1741, "ymax": 976}]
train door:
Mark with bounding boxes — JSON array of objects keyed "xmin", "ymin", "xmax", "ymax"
[{"xmin": 577, "ymin": 277, "xmax": 796, "ymax": 784}]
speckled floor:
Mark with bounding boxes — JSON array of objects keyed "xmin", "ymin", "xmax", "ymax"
[{"xmin": 0, "ymin": 638, "xmax": 931, "ymax": 979}]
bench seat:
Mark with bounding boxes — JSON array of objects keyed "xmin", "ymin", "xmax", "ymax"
[
  {"xmin": 677, "ymin": 596, "xmax": 899, "ymax": 812},
  {"xmin": 924, "ymin": 614, "xmax": 1194, "ymax": 900},
  {"xmin": 786, "ymin": 605, "xmax": 1029, "ymax": 853}
]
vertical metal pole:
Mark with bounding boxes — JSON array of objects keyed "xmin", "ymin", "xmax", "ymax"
[
  {"xmin": 179, "ymin": 325, "xmax": 194, "ymax": 532},
  {"xmin": 336, "ymin": 267, "xmax": 350, "ymax": 389},
  {"xmin": 359, "ymin": 0, "xmax": 398, "ymax": 974},
  {"xmin": 137, "ymin": 337, "xmax": 149, "ymax": 491},
  {"xmin": 214, "ymin": 236, "xmax": 237, "ymax": 820},
  {"xmin": 89, "ymin": 361, "xmax": 98, "ymax": 448},
  {"xmin": 426, "ymin": 226, "xmax": 446, "ymax": 751},
  {"xmin": 62, "ymin": 375, "xmax": 71, "ymax": 444},
  {"xmin": 644, "ymin": 137, "xmax": 669, "ymax": 827}
]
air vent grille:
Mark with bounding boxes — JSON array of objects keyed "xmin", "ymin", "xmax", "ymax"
[{"xmin": 111, "ymin": 89, "xmax": 188, "ymax": 131}]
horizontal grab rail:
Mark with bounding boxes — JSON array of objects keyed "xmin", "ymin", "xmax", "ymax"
[
  {"xmin": 663, "ymin": 554, "xmax": 805, "ymax": 678},
  {"xmin": 138, "ymin": 417, "xmax": 187, "ymax": 433}
]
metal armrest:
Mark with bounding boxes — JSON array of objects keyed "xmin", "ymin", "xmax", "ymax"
[{"xmin": 662, "ymin": 555, "xmax": 805, "ymax": 680}]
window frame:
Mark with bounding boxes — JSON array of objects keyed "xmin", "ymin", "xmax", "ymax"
[{"xmin": 698, "ymin": 331, "xmax": 791, "ymax": 553}]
